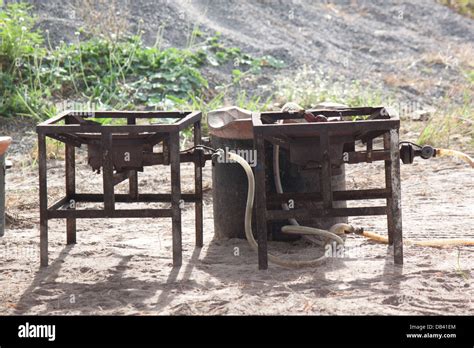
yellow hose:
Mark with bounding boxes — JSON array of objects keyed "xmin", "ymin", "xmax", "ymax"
[
  {"xmin": 360, "ymin": 231, "xmax": 389, "ymax": 243},
  {"xmin": 359, "ymin": 231, "xmax": 474, "ymax": 248},
  {"xmin": 436, "ymin": 148, "xmax": 474, "ymax": 168},
  {"xmin": 220, "ymin": 141, "xmax": 473, "ymax": 266},
  {"xmin": 411, "ymin": 239, "xmax": 474, "ymax": 247},
  {"xmin": 359, "ymin": 147, "xmax": 473, "ymax": 247}
]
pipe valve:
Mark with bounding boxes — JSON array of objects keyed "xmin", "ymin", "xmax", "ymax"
[{"xmin": 399, "ymin": 142, "xmax": 435, "ymax": 164}]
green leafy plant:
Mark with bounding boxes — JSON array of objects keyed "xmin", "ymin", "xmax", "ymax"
[
  {"xmin": 0, "ymin": 3, "xmax": 50, "ymax": 118},
  {"xmin": 0, "ymin": 4, "xmax": 285, "ymax": 120},
  {"xmin": 0, "ymin": 3, "xmax": 44, "ymax": 70}
]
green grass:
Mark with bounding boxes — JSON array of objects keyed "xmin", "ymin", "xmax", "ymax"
[
  {"xmin": 440, "ymin": 0, "xmax": 474, "ymax": 18},
  {"xmin": 465, "ymin": 69, "xmax": 474, "ymax": 84},
  {"xmin": 418, "ymin": 66, "xmax": 473, "ymax": 150},
  {"xmin": 273, "ymin": 65, "xmax": 388, "ymax": 109},
  {"xmin": 0, "ymin": 3, "xmax": 284, "ymax": 121},
  {"xmin": 418, "ymin": 96, "xmax": 474, "ymax": 150},
  {"xmin": 6, "ymin": 2, "xmax": 470, "ymax": 151}
]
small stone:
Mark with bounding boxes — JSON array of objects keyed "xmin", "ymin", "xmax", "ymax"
[{"xmin": 410, "ymin": 107, "xmax": 435, "ymax": 121}]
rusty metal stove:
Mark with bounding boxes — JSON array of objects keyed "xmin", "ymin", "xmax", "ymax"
[
  {"xmin": 37, "ymin": 110, "xmax": 206, "ymax": 267},
  {"xmin": 252, "ymin": 107, "xmax": 403, "ymax": 270}
]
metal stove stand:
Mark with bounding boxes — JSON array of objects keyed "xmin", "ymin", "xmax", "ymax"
[
  {"xmin": 252, "ymin": 107, "xmax": 403, "ymax": 269},
  {"xmin": 37, "ymin": 111, "xmax": 205, "ymax": 267}
]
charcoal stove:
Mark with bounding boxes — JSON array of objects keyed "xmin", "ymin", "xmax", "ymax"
[
  {"xmin": 37, "ymin": 110, "xmax": 207, "ymax": 267},
  {"xmin": 252, "ymin": 107, "xmax": 402, "ymax": 270}
]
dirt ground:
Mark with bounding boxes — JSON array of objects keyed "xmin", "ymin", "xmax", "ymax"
[
  {"xmin": 0, "ymin": 0, "xmax": 472, "ymax": 316},
  {"xmin": 0, "ymin": 130, "xmax": 472, "ymax": 315}
]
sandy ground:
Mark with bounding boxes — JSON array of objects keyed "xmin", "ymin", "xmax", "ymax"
[
  {"xmin": 0, "ymin": 141, "xmax": 472, "ymax": 315},
  {"xmin": 0, "ymin": 0, "xmax": 472, "ymax": 316}
]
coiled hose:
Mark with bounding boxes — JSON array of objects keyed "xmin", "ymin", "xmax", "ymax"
[
  {"xmin": 273, "ymin": 127, "xmax": 474, "ymax": 249},
  {"xmin": 221, "ymin": 150, "xmax": 350, "ymax": 268},
  {"xmin": 273, "ymin": 109, "xmax": 332, "ymax": 246},
  {"xmin": 273, "ymin": 143, "xmax": 333, "ymax": 246},
  {"xmin": 216, "ymin": 110, "xmax": 474, "ymax": 266}
]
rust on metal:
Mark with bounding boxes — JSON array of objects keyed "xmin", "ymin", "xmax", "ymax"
[
  {"xmin": 36, "ymin": 111, "xmax": 205, "ymax": 267},
  {"xmin": 252, "ymin": 106, "xmax": 403, "ymax": 269}
]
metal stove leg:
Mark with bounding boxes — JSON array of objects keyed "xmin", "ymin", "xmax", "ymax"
[
  {"xmin": 129, "ymin": 171, "xmax": 138, "ymax": 200},
  {"xmin": 255, "ymin": 133, "xmax": 268, "ymax": 270},
  {"xmin": 65, "ymin": 143, "xmax": 76, "ymax": 244},
  {"xmin": 194, "ymin": 121, "xmax": 203, "ymax": 248},
  {"xmin": 126, "ymin": 116, "xmax": 139, "ymax": 200},
  {"xmin": 38, "ymin": 133, "xmax": 48, "ymax": 267},
  {"xmin": 127, "ymin": 117, "xmax": 139, "ymax": 200},
  {"xmin": 384, "ymin": 133, "xmax": 394, "ymax": 245},
  {"xmin": 388, "ymin": 129, "xmax": 403, "ymax": 264},
  {"xmin": 102, "ymin": 132, "xmax": 115, "ymax": 213},
  {"xmin": 170, "ymin": 132, "xmax": 182, "ymax": 266}
]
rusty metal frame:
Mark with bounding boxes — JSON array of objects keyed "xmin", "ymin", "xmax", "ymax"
[
  {"xmin": 252, "ymin": 107, "xmax": 403, "ymax": 270},
  {"xmin": 37, "ymin": 110, "xmax": 204, "ymax": 268}
]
